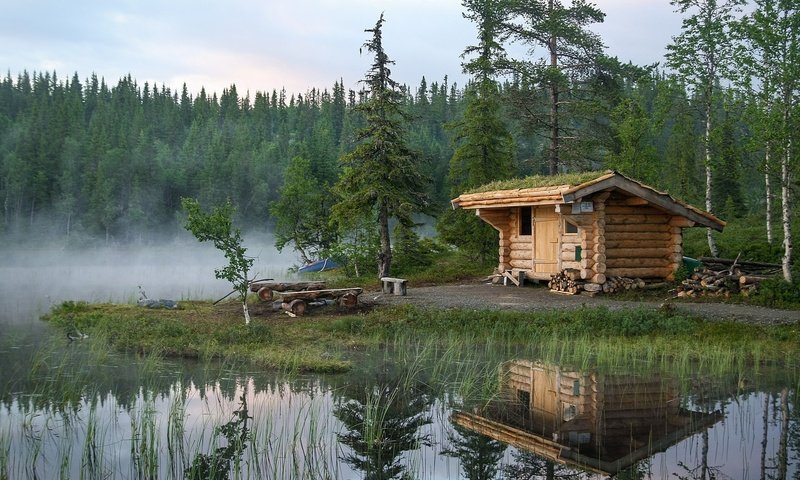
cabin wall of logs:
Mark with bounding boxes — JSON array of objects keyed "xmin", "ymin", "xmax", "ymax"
[{"xmin": 478, "ymin": 190, "xmax": 687, "ymax": 287}]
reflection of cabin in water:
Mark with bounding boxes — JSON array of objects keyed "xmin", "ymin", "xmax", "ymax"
[
  {"xmin": 452, "ymin": 360, "xmax": 721, "ymax": 476},
  {"xmin": 451, "ymin": 171, "xmax": 725, "ymax": 284}
]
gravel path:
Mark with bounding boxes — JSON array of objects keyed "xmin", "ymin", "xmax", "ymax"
[{"xmin": 371, "ymin": 282, "xmax": 800, "ymax": 326}]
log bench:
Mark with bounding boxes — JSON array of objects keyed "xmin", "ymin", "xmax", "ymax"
[
  {"xmin": 380, "ymin": 277, "xmax": 408, "ymax": 296},
  {"xmin": 278, "ymin": 288, "xmax": 363, "ymax": 316},
  {"xmin": 249, "ymin": 281, "xmax": 326, "ymax": 301}
]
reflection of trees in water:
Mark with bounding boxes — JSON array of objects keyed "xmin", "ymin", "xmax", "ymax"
[
  {"xmin": 334, "ymin": 368, "xmax": 432, "ymax": 480},
  {"xmin": 442, "ymin": 423, "xmax": 507, "ymax": 480},
  {"xmin": 503, "ymin": 450, "xmax": 583, "ymax": 480}
]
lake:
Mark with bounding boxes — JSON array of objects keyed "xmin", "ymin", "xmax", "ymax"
[{"xmin": 0, "ymin": 244, "xmax": 798, "ymax": 479}]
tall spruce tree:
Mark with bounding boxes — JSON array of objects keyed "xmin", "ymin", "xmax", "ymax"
[
  {"xmin": 439, "ymin": 0, "xmax": 516, "ymax": 261},
  {"xmin": 331, "ymin": 14, "xmax": 428, "ymax": 278},
  {"xmin": 666, "ymin": 0, "xmax": 745, "ymax": 257}
]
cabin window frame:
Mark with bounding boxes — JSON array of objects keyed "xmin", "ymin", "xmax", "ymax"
[
  {"xmin": 564, "ymin": 218, "xmax": 579, "ymax": 235},
  {"xmin": 519, "ymin": 206, "xmax": 532, "ymax": 236}
]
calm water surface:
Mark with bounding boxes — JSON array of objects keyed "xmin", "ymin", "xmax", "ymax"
[{"xmin": 0, "ymin": 247, "xmax": 797, "ymax": 479}]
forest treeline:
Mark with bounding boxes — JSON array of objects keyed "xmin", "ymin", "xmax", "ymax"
[
  {"xmin": 0, "ymin": 69, "xmax": 759, "ymax": 238},
  {"xmin": 0, "ymin": 0, "xmax": 796, "ymax": 277}
]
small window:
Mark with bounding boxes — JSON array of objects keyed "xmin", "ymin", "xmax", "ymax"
[
  {"xmin": 519, "ymin": 206, "xmax": 532, "ymax": 236},
  {"xmin": 565, "ymin": 220, "xmax": 578, "ymax": 234}
]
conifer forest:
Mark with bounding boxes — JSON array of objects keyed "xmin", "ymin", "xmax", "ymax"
[{"xmin": 1, "ymin": 0, "xmax": 798, "ymax": 277}]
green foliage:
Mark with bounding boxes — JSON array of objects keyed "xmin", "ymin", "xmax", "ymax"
[
  {"xmin": 436, "ymin": 208, "xmax": 498, "ymax": 262},
  {"xmin": 186, "ymin": 395, "xmax": 251, "ymax": 480},
  {"xmin": 390, "ymin": 224, "xmax": 443, "ymax": 275},
  {"xmin": 271, "ymin": 156, "xmax": 337, "ymax": 264},
  {"xmin": 181, "ymin": 198, "xmax": 253, "ymax": 323},
  {"xmin": 605, "ymin": 94, "xmax": 658, "ymax": 184},
  {"xmin": 683, "ymin": 214, "xmax": 787, "ymax": 262},
  {"xmin": 750, "ymin": 277, "xmax": 800, "ymax": 309}
]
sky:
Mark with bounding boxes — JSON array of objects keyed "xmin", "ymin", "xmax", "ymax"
[{"xmin": 0, "ymin": 0, "xmax": 685, "ymax": 97}]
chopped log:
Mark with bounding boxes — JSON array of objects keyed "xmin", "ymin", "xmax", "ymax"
[
  {"xmin": 339, "ymin": 293, "xmax": 358, "ymax": 308},
  {"xmin": 281, "ymin": 299, "xmax": 307, "ymax": 316},
  {"xmin": 590, "ymin": 273, "xmax": 607, "ymax": 284},
  {"xmin": 548, "ymin": 269, "xmax": 585, "ymax": 294},
  {"xmin": 564, "ymin": 268, "xmax": 582, "ymax": 281},
  {"xmin": 739, "ymin": 275, "xmax": 771, "ymax": 285},
  {"xmin": 583, "ymin": 283, "xmax": 602, "ymax": 292},
  {"xmin": 257, "ymin": 287, "xmax": 273, "ymax": 301}
]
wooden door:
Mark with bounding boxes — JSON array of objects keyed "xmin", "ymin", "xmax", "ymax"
[{"xmin": 533, "ymin": 206, "xmax": 559, "ymax": 274}]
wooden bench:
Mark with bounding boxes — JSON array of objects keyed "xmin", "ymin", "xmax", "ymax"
[
  {"xmin": 381, "ymin": 277, "xmax": 408, "ymax": 296},
  {"xmin": 249, "ymin": 281, "xmax": 326, "ymax": 301},
  {"xmin": 279, "ymin": 288, "xmax": 363, "ymax": 316}
]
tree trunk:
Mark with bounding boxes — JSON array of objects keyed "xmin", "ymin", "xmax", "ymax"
[
  {"xmin": 765, "ymin": 144, "xmax": 773, "ymax": 244},
  {"xmin": 704, "ymin": 99, "xmax": 719, "ymax": 257},
  {"xmin": 377, "ymin": 201, "xmax": 391, "ymax": 278},
  {"xmin": 242, "ymin": 301, "xmax": 251, "ymax": 325},
  {"xmin": 548, "ymin": 0, "xmax": 559, "ymax": 176},
  {"xmin": 777, "ymin": 388, "xmax": 789, "ymax": 480},
  {"xmin": 760, "ymin": 392, "xmax": 769, "ymax": 480},
  {"xmin": 781, "ymin": 140, "xmax": 792, "ymax": 282}
]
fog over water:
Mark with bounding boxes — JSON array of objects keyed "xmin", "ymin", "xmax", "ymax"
[{"xmin": 0, "ymin": 232, "xmax": 297, "ymax": 327}]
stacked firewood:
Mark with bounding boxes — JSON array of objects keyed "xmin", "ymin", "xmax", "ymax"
[
  {"xmin": 549, "ymin": 270, "xmax": 649, "ymax": 295},
  {"xmin": 676, "ymin": 256, "xmax": 780, "ymax": 297},
  {"xmin": 601, "ymin": 276, "xmax": 646, "ymax": 293},
  {"xmin": 548, "ymin": 269, "xmax": 584, "ymax": 294}
]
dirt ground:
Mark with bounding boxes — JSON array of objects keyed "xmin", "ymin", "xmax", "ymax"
[{"xmin": 370, "ymin": 282, "xmax": 800, "ymax": 326}]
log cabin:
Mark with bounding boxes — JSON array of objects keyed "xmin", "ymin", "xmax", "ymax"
[
  {"xmin": 451, "ymin": 170, "xmax": 725, "ymax": 285},
  {"xmin": 452, "ymin": 360, "xmax": 722, "ymax": 476}
]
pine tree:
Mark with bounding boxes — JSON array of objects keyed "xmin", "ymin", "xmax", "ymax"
[
  {"xmin": 503, "ymin": 0, "xmax": 605, "ymax": 174},
  {"xmin": 331, "ymin": 14, "xmax": 428, "ymax": 278}
]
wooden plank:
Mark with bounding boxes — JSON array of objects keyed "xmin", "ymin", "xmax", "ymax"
[{"xmin": 249, "ymin": 281, "xmax": 326, "ymax": 293}]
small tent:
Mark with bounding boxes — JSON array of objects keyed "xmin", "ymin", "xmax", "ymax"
[{"xmin": 451, "ymin": 170, "xmax": 724, "ymax": 284}]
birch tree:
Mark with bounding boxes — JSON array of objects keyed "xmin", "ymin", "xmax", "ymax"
[
  {"xmin": 738, "ymin": 0, "xmax": 799, "ymax": 281},
  {"xmin": 666, "ymin": 0, "xmax": 745, "ymax": 258}
]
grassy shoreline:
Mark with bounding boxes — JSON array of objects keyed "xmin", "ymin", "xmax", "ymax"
[{"xmin": 42, "ymin": 297, "xmax": 800, "ymax": 375}]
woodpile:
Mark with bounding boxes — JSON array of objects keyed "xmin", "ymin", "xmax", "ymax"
[
  {"xmin": 548, "ymin": 269, "xmax": 646, "ymax": 295},
  {"xmin": 548, "ymin": 269, "xmax": 583, "ymax": 294},
  {"xmin": 677, "ymin": 256, "xmax": 780, "ymax": 298},
  {"xmin": 602, "ymin": 276, "xmax": 646, "ymax": 293}
]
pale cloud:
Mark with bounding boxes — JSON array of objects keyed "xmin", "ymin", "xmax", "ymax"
[{"xmin": 0, "ymin": 0, "xmax": 686, "ymax": 95}]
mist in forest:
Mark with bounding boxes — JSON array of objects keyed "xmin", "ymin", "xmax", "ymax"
[{"xmin": 0, "ymin": 230, "xmax": 298, "ymax": 326}]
